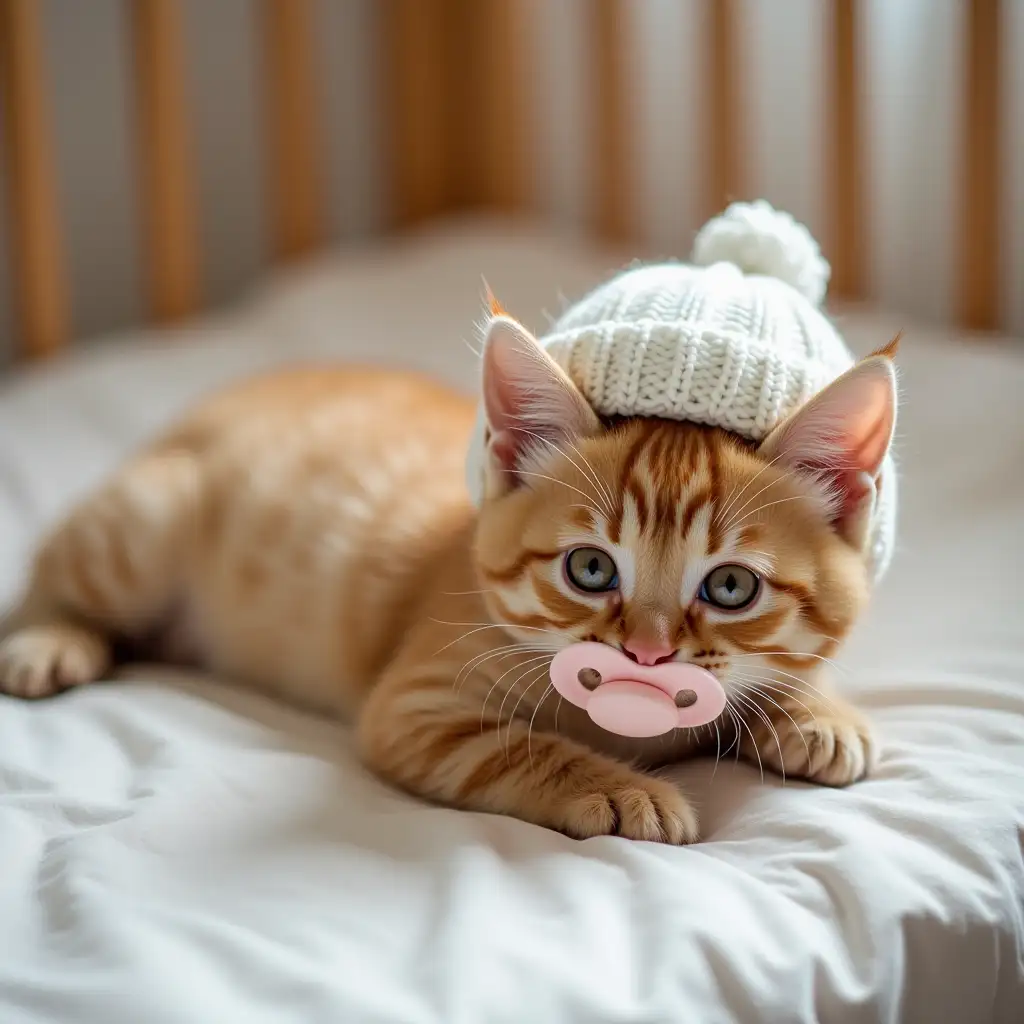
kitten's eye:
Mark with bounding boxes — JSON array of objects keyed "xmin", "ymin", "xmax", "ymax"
[
  {"xmin": 565, "ymin": 547, "xmax": 619, "ymax": 593},
  {"xmin": 700, "ymin": 565, "xmax": 759, "ymax": 610}
]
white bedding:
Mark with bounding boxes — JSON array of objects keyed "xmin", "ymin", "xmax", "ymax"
[{"xmin": 1, "ymin": 218, "xmax": 1022, "ymax": 1023}]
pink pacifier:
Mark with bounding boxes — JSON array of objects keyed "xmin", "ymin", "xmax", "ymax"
[{"xmin": 549, "ymin": 642, "xmax": 727, "ymax": 738}]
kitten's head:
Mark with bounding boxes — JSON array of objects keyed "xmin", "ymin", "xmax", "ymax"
[{"xmin": 471, "ymin": 314, "xmax": 897, "ymax": 707}]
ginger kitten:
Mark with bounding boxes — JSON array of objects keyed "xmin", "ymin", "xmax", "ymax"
[{"xmin": 0, "ymin": 314, "xmax": 897, "ymax": 845}]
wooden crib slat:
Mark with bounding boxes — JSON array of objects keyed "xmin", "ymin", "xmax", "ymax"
[
  {"xmin": 379, "ymin": 0, "xmax": 456, "ymax": 226},
  {"xmin": 263, "ymin": 0, "xmax": 326, "ymax": 258},
  {"xmin": 0, "ymin": 0, "xmax": 68, "ymax": 358},
  {"xmin": 591, "ymin": 0, "xmax": 629, "ymax": 242},
  {"xmin": 707, "ymin": 0, "xmax": 740, "ymax": 216},
  {"xmin": 826, "ymin": 0, "xmax": 865, "ymax": 301},
  {"xmin": 133, "ymin": 0, "xmax": 201, "ymax": 321},
  {"xmin": 463, "ymin": 0, "xmax": 529, "ymax": 212},
  {"xmin": 961, "ymin": 0, "xmax": 1002, "ymax": 330}
]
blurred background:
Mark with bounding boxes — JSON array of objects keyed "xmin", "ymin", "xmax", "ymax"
[{"xmin": 0, "ymin": 0, "xmax": 1020, "ymax": 367}]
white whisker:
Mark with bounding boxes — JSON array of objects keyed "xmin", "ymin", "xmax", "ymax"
[
  {"xmin": 502, "ymin": 468, "xmax": 603, "ymax": 519},
  {"xmin": 479, "ymin": 676, "xmax": 510, "ymax": 730},
  {"xmin": 513, "ymin": 428, "xmax": 614, "ymax": 518},
  {"xmin": 758, "ymin": 678, "xmax": 839, "ymax": 716},
  {"xmin": 733, "ymin": 691, "xmax": 785, "ymax": 784},
  {"xmin": 493, "ymin": 658, "xmax": 553, "ymax": 732},
  {"xmin": 729, "ymin": 495, "xmax": 812, "ymax": 531},
  {"xmin": 431, "ymin": 623, "xmax": 507, "ymax": 657},
  {"xmin": 454, "ymin": 644, "xmax": 548, "ymax": 692},
  {"xmin": 505, "ymin": 670, "xmax": 548, "ymax": 764},
  {"xmin": 455, "ymin": 641, "xmax": 540, "ymax": 681},
  {"xmin": 527, "ymin": 684, "xmax": 554, "ymax": 770},
  {"xmin": 732, "ymin": 679, "xmax": 812, "ymax": 767},
  {"xmin": 463, "ymin": 650, "xmax": 551, "ymax": 703},
  {"xmin": 482, "ymin": 659, "xmax": 542, "ymax": 731},
  {"xmin": 728, "ymin": 649, "xmax": 846, "ymax": 673},
  {"xmin": 563, "ymin": 437, "xmax": 616, "ymax": 515},
  {"xmin": 725, "ymin": 705, "xmax": 743, "ymax": 762},
  {"xmin": 728, "ymin": 671, "xmax": 819, "ymax": 719},
  {"xmin": 717, "ymin": 448, "xmax": 791, "ymax": 528},
  {"xmin": 710, "ymin": 720, "xmax": 723, "ymax": 782},
  {"xmin": 737, "ymin": 665, "xmax": 843, "ymax": 711},
  {"xmin": 731, "ymin": 701, "xmax": 765, "ymax": 783},
  {"xmin": 430, "ymin": 617, "xmax": 568, "ymax": 641}
]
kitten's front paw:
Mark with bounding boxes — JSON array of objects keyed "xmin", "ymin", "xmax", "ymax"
[
  {"xmin": 752, "ymin": 709, "xmax": 878, "ymax": 787},
  {"xmin": 0, "ymin": 624, "xmax": 110, "ymax": 698},
  {"xmin": 562, "ymin": 772, "xmax": 699, "ymax": 844}
]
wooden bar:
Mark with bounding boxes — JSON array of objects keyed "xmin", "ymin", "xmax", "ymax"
[
  {"xmin": 263, "ymin": 0, "xmax": 327, "ymax": 258},
  {"xmin": 132, "ymin": 0, "xmax": 201, "ymax": 321},
  {"xmin": 961, "ymin": 0, "xmax": 1002, "ymax": 329},
  {"xmin": 379, "ymin": 0, "xmax": 457, "ymax": 227},
  {"xmin": 463, "ymin": 0, "xmax": 529, "ymax": 212},
  {"xmin": 0, "ymin": 0, "xmax": 68, "ymax": 358},
  {"xmin": 706, "ymin": 0, "xmax": 740, "ymax": 217},
  {"xmin": 591, "ymin": 0, "xmax": 629, "ymax": 242},
  {"xmin": 439, "ymin": 0, "xmax": 472, "ymax": 209},
  {"xmin": 826, "ymin": 0, "xmax": 865, "ymax": 300}
]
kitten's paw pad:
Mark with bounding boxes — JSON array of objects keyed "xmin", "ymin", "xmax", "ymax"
[
  {"xmin": 567, "ymin": 776, "xmax": 699, "ymax": 844},
  {"xmin": 784, "ymin": 716, "xmax": 878, "ymax": 786},
  {"xmin": 0, "ymin": 625, "xmax": 110, "ymax": 698}
]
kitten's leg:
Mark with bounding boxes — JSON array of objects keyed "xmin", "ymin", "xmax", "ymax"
[
  {"xmin": 0, "ymin": 449, "xmax": 201, "ymax": 698},
  {"xmin": 358, "ymin": 669, "xmax": 700, "ymax": 844},
  {"xmin": 736, "ymin": 672, "xmax": 878, "ymax": 786}
]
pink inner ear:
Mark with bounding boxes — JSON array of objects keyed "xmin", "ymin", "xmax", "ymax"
[
  {"xmin": 480, "ymin": 315, "xmax": 599, "ymax": 481},
  {"xmin": 805, "ymin": 464, "xmax": 875, "ymax": 526},
  {"xmin": 488, "ymin": 430, "xmax": 521, "ymax": 474},
  {"xmin": 773, "ymin": 360, "xmax": 894, "ymax": 469},
  {"xmin": 850, "ymin": 404, "xmax": 896, "ymax": 475},
  {"xmin": 759, "ymin": 355, "xmax": 897, "ymax": 528}
]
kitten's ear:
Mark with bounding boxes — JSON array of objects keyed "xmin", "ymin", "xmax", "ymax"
[
  {"xmin": 481, "ymin": 314, "xmax": 600, "ymax": 487},
  {"xmin": 758, "ymin": 343, "xmax": 898, "ymax": 546}
]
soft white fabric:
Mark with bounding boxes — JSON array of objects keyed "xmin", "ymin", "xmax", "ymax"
[
  {"xmin": 466, "ymin": 202, "xmax": 897, "ymax": 582},
  {"xmin": 0, "ymin": 217, "xmax": 1022, "ymax": 1024}
]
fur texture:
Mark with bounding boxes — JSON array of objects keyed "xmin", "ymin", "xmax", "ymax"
[{"xmin": 0, "ymin": 318, "xmax": 896, "ymax": 845}]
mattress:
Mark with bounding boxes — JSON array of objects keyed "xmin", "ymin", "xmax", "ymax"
[{"xmin": 1, "ymin": 217, "xmax": 1022, "ymax": 1024}]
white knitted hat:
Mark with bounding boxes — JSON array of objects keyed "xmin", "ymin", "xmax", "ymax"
[{"xmin": 468, "ymin": 200, "xmax": 897, "ymax": 582}]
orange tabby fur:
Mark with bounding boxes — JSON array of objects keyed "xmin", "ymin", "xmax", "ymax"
[{"xmin": 0, "ymin": 324, "xmax": 892, "ymax": 845}]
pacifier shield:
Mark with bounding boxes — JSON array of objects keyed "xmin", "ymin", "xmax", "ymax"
[
  {"xmin": 586, "ymin": 681, "xmax": 679, "ymax": 738},
  {"xmin": 549, "ymin": 642, "xmax": 727, "ymax": 738}
]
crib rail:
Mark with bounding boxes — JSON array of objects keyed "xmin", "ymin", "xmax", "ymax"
[
  {"xmin": 263, "ymin": 0, "xmax": 326, "ymax": 260},
  {"xmin": 0, "ymin": 0, "xmax": 66, "ymax": 358},
  {"xmin": 962, "ymin": 0, "xmax": 1002, "ymax": 330},
  {"xmin": 827, "ymin": 0, "xmax": 865, "ymax": 303},
  {"xmin": 0, "ymin": 0, "xmax": 1009, "ymax": 360},
  {"xmin": 132, "ymin": 0, "xmax": 200, "ymax": 322}
]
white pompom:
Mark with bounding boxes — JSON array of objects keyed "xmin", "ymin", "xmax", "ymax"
[{"xmin": 691, "ymin": 200, "xmax": 831, "ymax": 307}]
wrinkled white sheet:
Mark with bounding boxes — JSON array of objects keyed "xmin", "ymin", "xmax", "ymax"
[{"xmin": 1, "ymin": 218, "xmax": 1022, "ymax": 1023}]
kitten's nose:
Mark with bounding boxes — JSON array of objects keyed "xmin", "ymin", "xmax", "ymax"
[{"xmin": 620, "ymin": 640, "xmax": 677, "ymax": 666}]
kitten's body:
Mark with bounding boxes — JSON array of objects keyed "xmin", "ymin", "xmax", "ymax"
[
  {"xmin": 3, "ymin": 368, "xmax": 476, "ymax": 711},
  {"xmin": 0, "ymin": 329, "xmax": 893, "ymax": 844}
]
